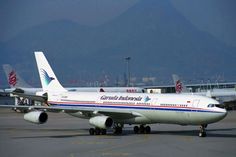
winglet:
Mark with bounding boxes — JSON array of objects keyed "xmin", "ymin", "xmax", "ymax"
[{"xmin": 34, "ymin": 51, "xmax": 67, "ymax": 92}]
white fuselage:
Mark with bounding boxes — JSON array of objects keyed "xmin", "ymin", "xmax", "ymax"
[{"xmin": 47, "ymin": 92, "xmax": 227, "ymax": 126}]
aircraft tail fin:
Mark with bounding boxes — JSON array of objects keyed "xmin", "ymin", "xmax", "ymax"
[
  {"xmin": 2, "ymin": 64, "xmax": 32, "ymax": 88},
  {"xmin": 172, "ymin": 74, "xmax": 189, "ymax": 93},
  {"xmin": 34, "ymin": 51, "xmax": 67, "ymax": 92}
]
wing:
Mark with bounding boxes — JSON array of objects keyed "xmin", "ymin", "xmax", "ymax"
[
  {"xmin": 0, "ymin": 104, "xmax": 143, "ymax": 120},
  {"xmin": 10, "ymin": 91, "xmax": 47, "ymax": 102}
]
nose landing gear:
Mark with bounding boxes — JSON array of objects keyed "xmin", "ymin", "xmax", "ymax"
[{"xmin": 199, "ymin": 124, "xmax": 207, "ymax": 137}]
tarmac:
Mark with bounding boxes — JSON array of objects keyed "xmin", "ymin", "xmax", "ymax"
[{"xmin": 0, "ymin": 108, "xmax": 236, "ymax": 157}]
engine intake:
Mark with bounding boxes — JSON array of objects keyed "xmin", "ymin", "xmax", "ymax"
[
  {"xmin": 24, "ymin": 111, "xmax": 48, "ymax": 124},
  {"xmin": 89, "ymin": 116, "xmax": 113, "ymax": 129}
]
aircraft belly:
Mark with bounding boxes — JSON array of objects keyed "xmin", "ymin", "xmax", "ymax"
[
  {"xmin": 143, "ymin": 110, "xmax": 191, "ymax": 125},
  {"xmin": 67, "ymin": 110, "xmax": 224, "ymax": 125},
  {"xmin": 130, "ymin": 110, "xmax": 216, "ymax": 125},
  {"xmin": 122, "ymin": 110, "xmax": 192, "ymax": 125},
  {"xmin": 144, "ymin": 111, "xmax": 225, "ymax": 125},
  {"xmin": 188, "ymin": 112, "xmax": 226, "ymax": 125}
]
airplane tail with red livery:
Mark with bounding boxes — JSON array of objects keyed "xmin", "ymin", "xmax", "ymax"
[
  {"xmin": 172, "ymin": 74, "xmax": 189, "ymax": 93},
  {"xmin": 3, "ymin": 64, "xmax": 32, "ymax": 88}
]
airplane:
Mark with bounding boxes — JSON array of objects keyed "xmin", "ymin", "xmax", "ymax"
[
  {"xmin": 0, "ymin": 52, "xmax": 227, "ymax": 137},
  {"xmin": 172, "ymin": 74, "xmax": 236, "ymax": 104}
]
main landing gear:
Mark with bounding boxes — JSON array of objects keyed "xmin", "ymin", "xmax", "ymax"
[
  {"xmin": 133, "ymin": 125, "xmax": 151, "ymax": 134},
  {"xmin": 199, "ymin": 124, "xmax": 207, "ymax": 137},
  {"xmin": 113, "ymin": 123, "xmax": 123, "ymax": 135},
  {"xmin": 89, "ymin": 128, "xmax": 107, "ymax": 135},
  {"xmin": 88, "ymin": 124, "xmax": 151, "ymax": 135},
  {"xmin": 89, "ymin": 123, "xmax": 124, "ymax": 135}
]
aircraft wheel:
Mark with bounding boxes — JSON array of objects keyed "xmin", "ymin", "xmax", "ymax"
[
  {"xmin": 145, "ymin": 126, "xmax": 151, "ymax": 134},
  {"xmin": 199, "ymin": 125, "xmax": 207, "ymax": 137},
  {"xmin": 101, "ymin": 129, "xmax": 107, "ymax": 135},
  {"xmin": 113, "ymin": 127, "xmax": 122, "ymax": 135},
  {"xmin": 89, "ymin": 128, "xmax": 95, "ymax": 135},
  {"xmin": 199, "ymin": 132, "xmax": 206, "ymax": 137},
  {"xmin": 133, "ymin": 126, "xmax": 139, "ymax": 134},
  {"xmin": 117, "ymin": 127, "xmax": 123, "ymax": 134},
  {"xmin": 202, "ymin": 132, "xmax": 207, "ymax": 137},
  {"xmin": 95, "ymin": 128, "xmax": 101, "ymax": 135},
  {"xmin": 140, "ymin": 125, "xmax": 145, "ymax": 134}
]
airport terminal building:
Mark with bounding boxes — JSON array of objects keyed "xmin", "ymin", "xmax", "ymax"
[{"xmin": 146, "ymin": 82, "xmax": 236, "ymax": 110}]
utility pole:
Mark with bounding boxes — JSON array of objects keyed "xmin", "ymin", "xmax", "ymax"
[{"xmin": 125, "ymin": 57, "xmax": 131, "ymax": 87}]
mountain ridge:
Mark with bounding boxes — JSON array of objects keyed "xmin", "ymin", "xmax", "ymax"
[{"xmin": 0, "ymin": 0, "xmax": 235, "ymax": 86}]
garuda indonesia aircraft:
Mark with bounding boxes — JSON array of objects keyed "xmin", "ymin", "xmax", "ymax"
[{"xmin": 0, "ymin": 52, "xmax": 227, "ymax": 137}]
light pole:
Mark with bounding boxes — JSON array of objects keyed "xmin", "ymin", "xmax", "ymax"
[{"xmin": 125, "ymin": 57, "xmax": 131, "ymax": 87}]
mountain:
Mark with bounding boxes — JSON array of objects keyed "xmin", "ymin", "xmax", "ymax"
[
  {"xmin": 0, "ymin": 0, "xmax": 235, "ymax": 86},
  {"xmin": 95, "ymin": 0, "xmax": 235, "ymax": 76}
]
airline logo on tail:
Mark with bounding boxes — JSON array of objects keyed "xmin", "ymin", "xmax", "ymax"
[
  {"xmin": 8, "ymin": 71, "xmax": 17, "ymax": 87},
  {"xmin": 175, "ymin": 80, "xmax": 183, "ymax": 93},
  {"xmin": 40, "ymin": 68, "xmax": 55, "ymax": 86}
]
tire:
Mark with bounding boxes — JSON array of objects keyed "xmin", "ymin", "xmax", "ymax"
[
  {"xmin": 145, "ymin": 126, "xmax": 151, "ymax": 134},
  {"xmin": 113, "ymin": 127, "xmax": 122, "ymax": 135},
  {"xmin": 140, "ymin": 125, "xmax": 145, "ymax": 134},
  {"xmin": 199, "ymin": 132, "xmax": 206, "ymax": 137},
  {"xmin": 101, "ymin": 129, "xmax": 107, "ymax": 135},
  {"xmin": 89, "ymin": 128, "xmax": 95, "ymax": 135},
  {"xmin": 133, "ymin": 126, "xmax": 139, "ymax": 134},
  {"xmin": 95, "ymin": 128, "xmax": 101, "ymax": 135}
]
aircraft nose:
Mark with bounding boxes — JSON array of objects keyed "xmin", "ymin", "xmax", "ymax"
[
  {"xmin": 219, "ymin": 108, "xmax": 227, "ymax": 119},
  {"xmin": 223, "ymin": 108, "xmax": 227, "ymax": 116}
]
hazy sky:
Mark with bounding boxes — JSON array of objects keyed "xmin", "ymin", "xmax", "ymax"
[
  {"xmin": 170, "ymin": 0, "xmax": 236, "ymax": 47},
  {"xmin": 0, "ymin": 0, "xmax": 236, "ymax": 86},
  {"xmin": 1, "ymin": 0, "xmax": 236, "ymax": 47}
]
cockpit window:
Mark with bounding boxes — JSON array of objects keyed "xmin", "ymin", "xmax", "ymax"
[
  {"xmin": 215, "ymin": 104, "xmax": 225, "ymax": 109},
  {"xmin": 207, "ymin": 104, "xmax": 215, "ymax": 108},
  {"xmin": 208, "ymin": 104, "xmax": 225, "ymax": 108}
]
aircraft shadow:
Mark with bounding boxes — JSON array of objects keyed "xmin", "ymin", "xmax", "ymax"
[{"xmin": 6, "ymin": 127, "xmax": 236, "ymax": 139}]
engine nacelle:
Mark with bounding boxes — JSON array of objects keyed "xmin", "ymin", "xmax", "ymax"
[
  {"xmin": 24, "ymin": 111, "xmax": 48, "ymax": 124},
  {"xmin": 89, "ymin": 116, "xmax": 113, "ymax": 129}
]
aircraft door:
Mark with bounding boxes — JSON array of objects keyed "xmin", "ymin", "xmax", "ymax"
[
  {"xmin": 192, "ymin": 99, "xmax": 200, "ymax": 108},
  {"xmin": 151, "ymin": 98, "xmax": 158, "ymax": 110}
]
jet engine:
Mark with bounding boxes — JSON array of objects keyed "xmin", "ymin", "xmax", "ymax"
[
  {"xmin": 89, "ymin": 116, "xmax": 113, "ymax": 129},
  {"xmin": 24, "ymin": 111, "xmax": 48, "ymax": 124}
]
